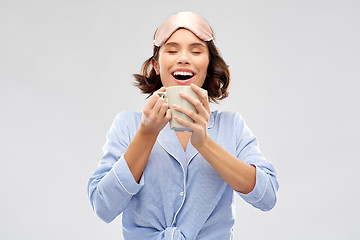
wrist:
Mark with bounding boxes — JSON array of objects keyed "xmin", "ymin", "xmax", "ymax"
[
  {"xmin": 194, "ymin": 135, "xmax": 213, "ymax": 152},
  {"xmin": 138, "ymin": 124, "xmax": 160, "ymax": 139}
]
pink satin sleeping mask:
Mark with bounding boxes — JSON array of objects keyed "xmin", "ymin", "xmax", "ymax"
[{"xmin": 153, "ymin": 11, "xmax": 214, "ymax": 47}]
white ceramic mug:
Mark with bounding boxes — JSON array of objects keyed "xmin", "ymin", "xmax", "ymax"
[{"xmin": 157, "ymin": 86, "xmax": 200, "ymax": 132}]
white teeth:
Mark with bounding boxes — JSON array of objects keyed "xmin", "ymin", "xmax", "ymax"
[{"xmin": 173, "ymin": 71, "xmax": 193, "ymax": 76}]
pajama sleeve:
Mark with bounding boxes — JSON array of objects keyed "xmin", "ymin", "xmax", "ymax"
[
  {"xmin": 87, "ymin": 112, "xmax": 144, "ymax": 223},
  {"xmin": 234, "ymin": 113, "xmax": 279, "ymax": 211}
]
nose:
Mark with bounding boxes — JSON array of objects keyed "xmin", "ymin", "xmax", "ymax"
[{"xmin": 177, "ymin": 50, "xmax": 190, "ymax": 65}]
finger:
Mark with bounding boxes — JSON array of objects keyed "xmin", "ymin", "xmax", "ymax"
[
  {"xmin": 155, "ymin": 86, "xmax": 166, "ymax": 93},
  {"xmin": 158, "ymin": 102, "xmax": 169, "ymax": 117},
  {"xmin": 200, "ymin": 89, "xmax": 210, "ymax": 114},
  {"xmin": 191, "ymin": 84, "xmax": 210, "ymax": 113},
  {"xmin": 152, "ymin": 97, "xmax": 167, "ymax": 113},
  {"xmin": 179, "ymin": 92, "xmax": 209, "ymax": 119},
  {"xmin": 173, "ymin": 115, "xmax": 196, "ymax": 131},
  {"xmin": 190, "ymin": 84, "xmax": 207, "ymax": 98},
  {"xmin": 153, "ymin": 87, "xmax": 166, "ymax": 99},
  {"xmin": 173, "ymin": 104, "xmax": 202, "ymax": 123},
  {"xmin": 165, "ymin": 108, "xmax": 172, "ymax": 121},
  {"xmin": 143, "ymin": 93, "xmax": 161, "ymax": 115}
]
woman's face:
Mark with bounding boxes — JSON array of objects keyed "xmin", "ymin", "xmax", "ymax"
[{"xmin": 153, "ymin": 28, "xmax": 210, "ymax": 88}]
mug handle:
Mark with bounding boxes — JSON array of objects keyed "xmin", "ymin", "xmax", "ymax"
[{"xmin": 156, "ymin": 92, "xmax": 167, "ymax": 98}]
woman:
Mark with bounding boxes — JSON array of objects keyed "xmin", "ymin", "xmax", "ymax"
[{"xmin": 88, "ymin": 11, "xmax": 279, "ymax": 240}]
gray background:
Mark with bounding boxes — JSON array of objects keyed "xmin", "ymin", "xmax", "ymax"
[{"xmin": 1, "ymin": 0, "xmax": 359, "ymax": 239}]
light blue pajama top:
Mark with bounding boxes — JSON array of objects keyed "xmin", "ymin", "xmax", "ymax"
[{"xmin": 87, "ymin": 110, "xmax": 279, "ymax": 239}]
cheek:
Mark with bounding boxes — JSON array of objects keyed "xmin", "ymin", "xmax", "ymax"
[
  {"xmin": 158, "ymin": 56, "xmax": 171, "ymax": 71},
  {"xmin": 200, "ymin": 59, "xmax": 210, "ymax": 74}
]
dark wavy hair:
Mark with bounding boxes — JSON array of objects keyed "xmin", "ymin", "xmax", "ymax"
[{"xmin": 133, "ymin": 40, "xmax": 230, "ymax": 103}]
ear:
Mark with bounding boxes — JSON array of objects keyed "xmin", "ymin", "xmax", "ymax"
[{"xmin": 152, "ymin": 59, "xmax": 160, "ymax": 75}]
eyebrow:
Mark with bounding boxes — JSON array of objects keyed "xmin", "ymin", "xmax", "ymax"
[{"xmin": 164, "ymin": 42, "xmax": 206, "ymax": 48}]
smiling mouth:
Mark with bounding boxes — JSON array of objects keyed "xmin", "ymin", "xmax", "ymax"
[{"xmin": 172, "ymin": 71, "xmax": 194, "ymax": 81}]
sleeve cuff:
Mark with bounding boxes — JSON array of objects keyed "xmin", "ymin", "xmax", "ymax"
[
  {"xmin": 237, "ymin": 165, "xmax": 269, "ymax": 203},
  {"xmin": 112, "ymin": 155, "xmax": 144, "ymax": 195}
]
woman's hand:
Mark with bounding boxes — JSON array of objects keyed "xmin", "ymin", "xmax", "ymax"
[
  {"xmin": 173, "ymin": 84, "xmax": 211, "ymax": 148},
  {"xmin": 141, "ymin": 87, "xmax": 172, "ymax": 135}
]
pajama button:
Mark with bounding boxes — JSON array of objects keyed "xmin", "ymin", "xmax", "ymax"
[{"xmin": 180, "ymin": 191, "xmax": 184, "ymax": 196}]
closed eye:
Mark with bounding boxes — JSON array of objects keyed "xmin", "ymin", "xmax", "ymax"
[{"xmin": 191, "ymin": 47, "xmax": 203, "ymax": 55}]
